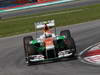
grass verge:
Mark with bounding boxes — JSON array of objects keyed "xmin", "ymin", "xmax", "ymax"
[{"xmin": 0, "ymin": 4, "xmax": 100, "ymax": 37}]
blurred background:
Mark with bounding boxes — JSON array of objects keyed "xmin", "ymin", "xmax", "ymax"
[{"xmin": 0, "ymin": 0, "xmax": 53, "ymax": 7}]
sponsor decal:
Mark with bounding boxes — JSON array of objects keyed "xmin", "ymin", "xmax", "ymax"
[
  {"xmin": 30, "ymin": 55, "xmax": 44, "ymax": 61},
  {"xmin": 58, "ymin": 50, "xmax": 72, "ymax": 58},
  {"xmin": 44, "ymin": 37, "xmax": 54, "ymax": 50}
]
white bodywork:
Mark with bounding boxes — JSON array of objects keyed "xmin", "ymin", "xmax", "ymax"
[
  {"xmin": 39, "ymin": 32, "xmax": 56, "ymax": 39},
  {"xmin": 34, "ymin": 20, "xmax": 55, "ymax": 29}
]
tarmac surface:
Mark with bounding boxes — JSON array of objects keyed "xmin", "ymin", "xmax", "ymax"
[{"xmin": 0, "ymin": 20, "xmax": 100, "ymax": 75}]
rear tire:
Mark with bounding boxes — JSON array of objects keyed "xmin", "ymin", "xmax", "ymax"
[
  {"xmin": 23, "ymin": 36, "xmax": 37, "ymax": 66},
  {"xmin": 60, "ymin": 30, "xmax": 76, "ymax": 58},
  {"xmin": 60, "ymin": 30, "xmax": 71, "ymax": 38}
]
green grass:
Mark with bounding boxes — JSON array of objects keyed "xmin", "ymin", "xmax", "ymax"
[{"xmin": 0, "ymin": 4, "xmax": 100, "ymax": 37}]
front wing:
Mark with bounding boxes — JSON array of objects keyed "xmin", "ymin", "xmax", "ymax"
[{"xmin": 27, "ymin": 49, "xmax": 73, "ymax": 62}]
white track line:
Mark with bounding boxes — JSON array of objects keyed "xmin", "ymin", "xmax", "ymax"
[{"xmin": 1, "ymin": 9, "xmax": 86, "ymax": 23}]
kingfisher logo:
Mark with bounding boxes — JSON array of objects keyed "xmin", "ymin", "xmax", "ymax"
[{"xmin": 79, "ymin": 43, "xmax": 100, "ymax": 65}]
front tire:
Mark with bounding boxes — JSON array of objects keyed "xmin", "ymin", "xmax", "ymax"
[
  {"xmin": 23, "ymin": 36, "xmax": 37, "ymax": 65},
  {"xmin": 60, "ymin": 30, "xmax": 76, "ymax": 58}
]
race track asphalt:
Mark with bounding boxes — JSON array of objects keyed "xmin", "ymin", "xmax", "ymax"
[
  {"xmin": 0, "ymin": 0, "xmax": 100, "ymax": 19},
  {"xmin": 0, "ymin": 20, "xmax": 100, "ymax": 75}
]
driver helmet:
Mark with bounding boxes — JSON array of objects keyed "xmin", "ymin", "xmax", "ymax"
[{"xmin": 45, "ymin": 31, "xmax": 52, "ymax": 38}]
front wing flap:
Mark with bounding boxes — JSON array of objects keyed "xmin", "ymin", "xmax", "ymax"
[{"xmin": 28, "ymin": 49, "xmax": 72, "ymax": 62}]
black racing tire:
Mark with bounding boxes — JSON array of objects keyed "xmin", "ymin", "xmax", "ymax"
[
  {"xmin": 67, "ymin": 37, "xmax": 76, "ymax": 57},
  {"xmin": 60, "ymin": 30, "xmax": 71, "ymax": 38},
  {"xmin": 25, "ymin": 57, "xmax": 32, "ymax": 66},
  {"xmin": 23, "ymin": 36, "xmax": 37, "ymax": 65},
  {"xmin": 60, "ymin": 30, "xmax": 76, "ymax": 57}
]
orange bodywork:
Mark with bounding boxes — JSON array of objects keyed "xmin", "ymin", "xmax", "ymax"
[{"xmin": 44, "ymin": 38, "xmax": 54, "ymax": 47}]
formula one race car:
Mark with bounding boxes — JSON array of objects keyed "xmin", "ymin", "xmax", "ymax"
[{"xmin": 23, "ymin": 20, "xmax": 76, "ymax": 65}]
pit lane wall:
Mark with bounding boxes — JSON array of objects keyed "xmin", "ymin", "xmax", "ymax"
[{"xmin": 0, "ymin": 0, "xmax": 73, "ymax": 13}]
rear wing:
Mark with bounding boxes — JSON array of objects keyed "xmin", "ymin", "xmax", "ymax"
[{"xmin": 34, "ymin": 20, "xmax": 55, "ymax": 29}]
